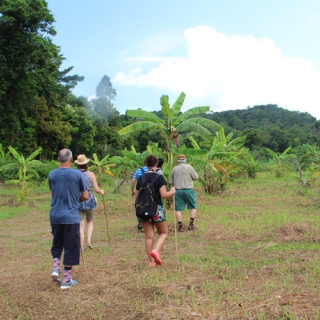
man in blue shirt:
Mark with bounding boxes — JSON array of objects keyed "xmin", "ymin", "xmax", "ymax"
[
  {"xmin": 131, "ymin": 165, "xmax": 148, "ymax": 230},
  {"xmin": 49, "ymin": 149, "xmax": 88, "ymax": 289}
]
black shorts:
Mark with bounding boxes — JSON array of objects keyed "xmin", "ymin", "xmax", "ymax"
[{"xmin": 51, "ymin": 223, "xmax": 80, "ymax": 266}]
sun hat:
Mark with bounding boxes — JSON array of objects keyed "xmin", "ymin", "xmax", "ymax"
[
  {"xmin": 177, "ymin": 154, "xmax": 186, "ymax": 163},
  {"xmin": 177, "ymin": 154, "xmax": 186, "ymax": 160},
  {"xmin": 74, "ymin": 154, "xmax": 90, "ymax": 165}
]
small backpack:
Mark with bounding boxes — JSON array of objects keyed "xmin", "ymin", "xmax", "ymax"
[{"xmin": 135, "ymin": 173, "xmax": 161, "ymax": 218}]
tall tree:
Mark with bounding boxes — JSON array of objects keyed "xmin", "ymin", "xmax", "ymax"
[
  {"xmin": 96, "ymin": 75, "xmax": 116, "ymax": 100},
  {"xmin": 0, "ymin": 0, "xmax": 83, "ymax": 157},
  {"xmin": 89, "ymin": 75, "xmax": 122, "ymax": 157}
]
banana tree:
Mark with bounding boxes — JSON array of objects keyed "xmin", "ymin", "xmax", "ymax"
[
  {"xmin": 118, "ymin": 92, "xmax": 220, "ymax": 171},
  {"xmin": 0, "ymin": 146, "xmax": 43, "ymax": 201},
  {"xmin": 266, "ymin": 147, "xmax": 296, "ymax": 177},
  {"xmin": 89, "ymin": 153, "xmax": 116, "ymax": 187},
  {"xmin": 188, "ymin": 127, "xmax": 252, "ymax": 193},
  {"xmin": 110, "ymin": 143, "xmax": 165, "ymax": 192}
]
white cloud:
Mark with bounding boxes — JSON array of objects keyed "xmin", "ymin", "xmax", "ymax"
[{"xmin": 114, "ymin": 26, "xmax": 320, "ymax": 119}]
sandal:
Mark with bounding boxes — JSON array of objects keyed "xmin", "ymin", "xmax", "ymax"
[
  {"xmin": 87, "ymin": 243, "xmax": 93, "ymax": 249},
  {"xmin": 150, "ymin": 250, "xmax": 162, "ymax": 265}
]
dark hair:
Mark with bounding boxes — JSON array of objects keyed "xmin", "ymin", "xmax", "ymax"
[
  {"xmin": 144, "ymin": 155, "xmax": 158, "ymax": 168},
  {"xmin": 157, "ymin": 158, "xmax": 164, "ymax": 168},
  {"xmin": 77, "ymin": 164, "xmax": 88, "ymax": 170},
  {"xmin": 58, "ymin": 149, "xmax": 72, "ymax": 163}
]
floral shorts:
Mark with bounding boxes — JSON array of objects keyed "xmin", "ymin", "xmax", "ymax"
[{"xmin": 137, "ymin": 205, "xmax": 166, "ymax": 223}]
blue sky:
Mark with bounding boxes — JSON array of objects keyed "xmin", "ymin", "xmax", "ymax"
[{"xmin": 47, "ymin": 0, "xmax": 320, "ymax": 119}]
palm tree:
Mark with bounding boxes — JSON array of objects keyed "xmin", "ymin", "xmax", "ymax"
[{"xmin": 118, "ymin": 92, "xmax": 220, "ymax": 170}]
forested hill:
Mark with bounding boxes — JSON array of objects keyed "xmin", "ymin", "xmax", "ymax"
[{"xmin": 203, "ymin": 104, "xmax": 320, "ymax": 152}]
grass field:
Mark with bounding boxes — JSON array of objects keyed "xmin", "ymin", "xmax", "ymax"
[{"xmin": 0, "ymin": 173, "xmax": 319, "ymax": 320}]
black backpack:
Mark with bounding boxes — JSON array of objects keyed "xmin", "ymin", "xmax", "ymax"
[{"xmin": 135, "ymin": 173, "xmax": 161, "ymax": 218}]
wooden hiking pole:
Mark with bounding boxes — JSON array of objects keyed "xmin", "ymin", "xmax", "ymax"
[
  {"xmin": 102, "ymin": 194, "xmax": 111, "ymax": 245},
  {"xmin": 172, "ymin": 196, "xmax": 179, "ymax": 262},
  {"xmin": 80, "ymin": 248, "xmax": 89, "ymax": 282}
]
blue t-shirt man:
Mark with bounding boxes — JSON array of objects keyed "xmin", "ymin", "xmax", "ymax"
[
  {"xmin": 49, "ymin": 148, "xmax": 89, "ymax": 289},
  {"xmin": 49, "ymin": 168, "xmax": 88, "ymax": 224}
]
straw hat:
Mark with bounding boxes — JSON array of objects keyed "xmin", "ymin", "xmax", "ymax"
[{"xmin": 74, "ymin": 154, "xmax": 90, "ymax": 165}]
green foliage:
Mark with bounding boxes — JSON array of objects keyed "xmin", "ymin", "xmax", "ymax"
[
  {"xmin": 0, "ymin": 146, "xmax": 43, "ymax": 201},
  {"xmin": 204, "ymin": 104, "xmax": 320, "ymax": 154},
  {"xmin": 265, "ymin": 147, "xmax": 296, "ymax": 177},
  {"xmin": 0, "ymin": 0, "xmax": 83, "ymax": 157},
  {"xmin": 89, "ymin": 153, "xmax": 116, "ymax": 187},
  {"xmin": 118, "ymin": 92, "xmax": 220, "ymax": 171}
]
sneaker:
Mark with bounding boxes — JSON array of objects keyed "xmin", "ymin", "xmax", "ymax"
[
  {"xmin": 188, "ymin": 224, "xmax": 195, "ymax": 231},
  {"xmin": 60, "ymin": 278, "xmax": 79, "ymax": 289},
  {"xmin": 150, "ymin": 250, "xmax": 162, "ymax": 265},
  {"xmin": 178, "ymin": 224, "xmax": 184, "ymax": 232},
  {"xmin": 51, "ymin": 268, "xmax": 61, "ymax": 282},
  {"xmin": 148, "ymin": 261, "xmax": 156, "ymax": 267}
]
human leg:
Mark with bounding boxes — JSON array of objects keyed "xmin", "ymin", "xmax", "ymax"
[
  {"xmin": 153, "ymin": 221, "xmax": 168, "ymax": 252},
  {"xmin": 184, "ymin": 189, "xmax": 197, "ymax": 230},
  {"xmin": 60, "ymin": 224, "xmax": 80, "ymax": 288},
  {"xmin": 150, "ymin": 207, "xmax": 168, "ymax": 265},
  {"xmin": 85, "ymin": 210, "xmax": 94, "ymax": 248},
  {"xmin": 188, "ymin": 208, "xmax": 197, "ymax": 230},
  {"xmin": 86, "ymin": 220, "xmax": 93, "ymax": 248},
  {"xmin": 51, "ymin": 224, "xmax": 64, "ymax": 281},
  {"xmin": 142, "ymin": 221, "xmax": 155, "ymax": 263},
  {"xmin": 79, "ymin": 210, "xmax": 85, "ymax": 249},
  {"xmin": 175, "ymin": 190, "xmax": 186, "ymax": 231},
  {"xmin": 79, "ymin": 220, "xmax": 85, "ymax": 250}
]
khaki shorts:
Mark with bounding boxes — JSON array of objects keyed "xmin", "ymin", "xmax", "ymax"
[{"xmin": 79, "ymin": 209, "xmax": 95, "ymax": 222}]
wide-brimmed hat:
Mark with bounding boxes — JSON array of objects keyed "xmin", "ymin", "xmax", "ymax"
[{"xmin": 75, "ymin": 154, "xmax": 90, "ymax": 165}]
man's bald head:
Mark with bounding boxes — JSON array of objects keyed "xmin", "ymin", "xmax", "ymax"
[{"xmin": 58, "ymin": 149, "xmax": 73, "ymax": 163}]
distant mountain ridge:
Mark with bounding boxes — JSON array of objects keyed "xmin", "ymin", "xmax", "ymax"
[{"xmin": 203, "ymin": 104, "xmax": 320, "ymax": 152}]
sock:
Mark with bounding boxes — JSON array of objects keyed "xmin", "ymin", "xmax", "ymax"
[
  {"xmin": 189, "ymin": 218, "xmax": 194, "ymax": 225},
  {"xmin": 53, "ymin": 257, "xmax": 60, "ymax": 270},
  {"xmin": 63, "ymin": 267, "xmax": 72, "ymax": 282}
]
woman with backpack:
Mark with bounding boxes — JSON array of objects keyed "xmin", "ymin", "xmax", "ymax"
[{"xmin": 136, "ymin": 155, "xmax": 175, "ymax": 267}]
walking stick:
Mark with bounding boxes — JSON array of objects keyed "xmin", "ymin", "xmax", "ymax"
[
  {"xmin": 102, "ymin": 194, "xmax": 111, "ymax": 245},
  {"xmin": 80, "ymin": 248, "xmax": 89, "ymax": 282},
  {"xmin": 172, "ymin": 196, "xmax": 179, "ymax": 262}
]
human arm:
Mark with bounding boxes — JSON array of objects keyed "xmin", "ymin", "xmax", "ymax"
[
  {"xmin": 89, "ymin": 171, "xmax": 104, "ymax": 195},
  {"xmin": 130, "ymin": 178, "xmax": 136, "ymax": 197},
  {"xmin": 160, "ymin": 185, "xmax": 175, "ymax": 198},
  {"xmin": 80, "ymin": 190, "xmax": 89, "ymax": 202},
  {"xmin": 191, "ymin": 166, "xmax": 199, "ymax": 181}
]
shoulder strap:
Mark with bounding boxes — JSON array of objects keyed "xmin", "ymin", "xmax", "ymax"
[
  {"xmin": 150, "ymin": 173, "xmax": 161, "ymax": 184},
  {"xmin": 140, "ymin": 167, "xmax": 145, "ymax": 175}
]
